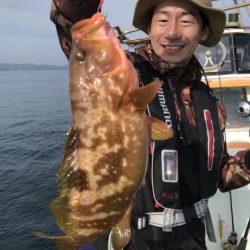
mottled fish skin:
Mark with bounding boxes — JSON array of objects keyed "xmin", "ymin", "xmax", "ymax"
[{"xmin": 35, "ymin": 13, "xmax": 173, "ymax": 250}]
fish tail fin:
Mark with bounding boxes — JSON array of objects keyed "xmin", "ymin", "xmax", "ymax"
[{"xmin": 34, "ymin": 230, "xmax": 82, "ymax": 250}]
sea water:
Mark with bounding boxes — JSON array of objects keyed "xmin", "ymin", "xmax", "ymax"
[{"xmin": 0, "ymin": 70, "xmax": 71, "ymax": 250}]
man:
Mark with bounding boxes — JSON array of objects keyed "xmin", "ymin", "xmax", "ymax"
[{"xmin": 50, "ymin": 0, "xmax": 250, "ymax": 249}]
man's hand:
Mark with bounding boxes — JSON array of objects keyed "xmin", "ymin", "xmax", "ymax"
[
  {"xmin": 58, "ymin": 0, "xmax": 101, "ymax": 22},
  {"xmin": 219, "ymin": 150, "xmax": 250, "ymax": 192}
]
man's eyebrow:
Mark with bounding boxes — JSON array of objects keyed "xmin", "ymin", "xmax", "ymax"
[{"xmin": 155, "ymin": 10, "xmax": 198, "ymax": 18}]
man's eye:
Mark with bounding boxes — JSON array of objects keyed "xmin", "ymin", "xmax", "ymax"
[
  {"xmin": 181, "ymin": 19, "xmax": 195, "ymax": 24},
  {"xmin": 182, "ymin": 21, "xmax": 194, "ymax": 26},
  {"xmin": 158, "ymin": 19, "xmax": 168, "ymax": 24}
]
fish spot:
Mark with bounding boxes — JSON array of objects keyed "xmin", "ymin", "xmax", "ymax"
[
  {"xmin": 122, "ymin": 158, "xmax": 127, "ymax": 168},
  {"xmin": 98, "ymin": 49, "xmax": 107, "ymax": 61},
  {"xmin": 68, "ymin": 169, "xmax": 90, "ymax": 192},
  {"xmin": 93, "ymin": 149, "xmax": 127, "ymax": 187},
  {"xmin": 71, "ymin": 100, "xmax": 88, "ymax": 113},
  {"xmin": 118, "ymin": 73, "xmax": 125, "ymax": 79}
]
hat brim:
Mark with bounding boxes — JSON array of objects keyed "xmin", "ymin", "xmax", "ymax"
[{"xmin": 132, "ymin": 0, "xmax": 226, "ymax": 47}]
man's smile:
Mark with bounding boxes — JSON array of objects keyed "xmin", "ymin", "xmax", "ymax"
[{"xmin": 161, "ymin": 44, "xmax": 185, "ymax": 52}]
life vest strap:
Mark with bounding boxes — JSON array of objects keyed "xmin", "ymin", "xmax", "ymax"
[{"xmin": 132, "ymin": 199, "xmax": 208, "ymax": 232}]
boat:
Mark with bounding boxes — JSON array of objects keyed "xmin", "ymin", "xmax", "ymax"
[
  {"xmin": 195, "ymin": 1, "xmax": 250, "ymax": 249},
  {"xmin": 115, "ymin": 1, "xmax": 250, "ymax": 249}
]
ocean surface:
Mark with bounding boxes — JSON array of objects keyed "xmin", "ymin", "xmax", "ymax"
[{"xmin": 0, "ymin": 70, "xmax": 74, "ymax": 250}]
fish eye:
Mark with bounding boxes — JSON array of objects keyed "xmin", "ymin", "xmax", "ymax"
[{"xmin": 76, "ymin": 49, "xmax": 87, "ymax": 62}]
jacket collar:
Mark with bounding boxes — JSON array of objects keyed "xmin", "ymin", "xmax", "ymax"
[{"xmin": 135, "ymin": 43, "xmax": 203, "ymax": 85}]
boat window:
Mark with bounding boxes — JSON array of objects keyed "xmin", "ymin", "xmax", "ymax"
[
  {"xmin": 213, "ymin": 87, "xmax": 250, "ymax": 129},
  {"xmin": 234, "ymin": 34, "xmax": 250, "ymax": 72},
  {"xmin": 195, "ymin": 36, "xmax": 233, "ymax": 74}
]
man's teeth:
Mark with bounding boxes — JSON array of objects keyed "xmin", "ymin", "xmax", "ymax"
[{"xmin": 163, "ymin": 45, "xmax": 182, "ymax": 49}]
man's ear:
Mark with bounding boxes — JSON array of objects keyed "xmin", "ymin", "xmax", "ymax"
[{"xmin": 200, "ymin": 26, "xmax": 209, "ymax": 42}]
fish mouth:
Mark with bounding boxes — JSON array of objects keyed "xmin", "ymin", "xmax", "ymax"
[{"xmin": 71, "ymin": 13, "xmax": 106, "ymax": 39}]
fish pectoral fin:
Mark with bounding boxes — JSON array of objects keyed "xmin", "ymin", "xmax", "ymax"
[
  {"xmin": 127, "ymin": 80, "xmax": 163, "ymax": 110},
  {"xmin": 111, "ymin": 204, "xmax": 133, "ymax": 250},
  {"xmin": 34, "ymin": 230, "xmax": 82, "ymax": 250},
  {"xmin": 147, "ymin": 116, "xmax": 173, "ymax": 141}
]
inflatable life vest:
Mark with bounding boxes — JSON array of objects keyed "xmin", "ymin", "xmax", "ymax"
[{"xmin": 133, "ymin": 55, "xmax": 224, "ymax": 209}]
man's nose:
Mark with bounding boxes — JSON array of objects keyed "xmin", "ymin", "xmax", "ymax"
[{"xmin": 164, "ymin": 21, "xmax": 181, "ymax": 40}]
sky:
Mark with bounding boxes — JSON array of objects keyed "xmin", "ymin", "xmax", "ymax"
[
  {"xmin": 0, "ymin": 0, "xmax": 249, "ymax": 66},
  {"xmin": 0, "ymin": 0, "xmax": 136, "ymax": 66}
]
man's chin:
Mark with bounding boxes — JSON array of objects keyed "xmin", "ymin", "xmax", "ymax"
[
  {"xmin": 162, "ymin": 59, "xmax": 189, "ymax": 68},
  {"xmin": 160, "ymin": 55, "xmax": 190, "ymax": 67}
]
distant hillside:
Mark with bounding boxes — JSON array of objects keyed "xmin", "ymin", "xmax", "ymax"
[{"xmin": 0, "ymin": 63, "xmax": 68, "ymax": 71}]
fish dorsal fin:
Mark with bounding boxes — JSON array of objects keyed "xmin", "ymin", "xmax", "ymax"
[
  {"xmin": 147, "ymin": 116, "xmax": 173, "ymax": 141},
  {"xmin": 127, "ymin": 80, "xmax": 163, "ymax": 110}
]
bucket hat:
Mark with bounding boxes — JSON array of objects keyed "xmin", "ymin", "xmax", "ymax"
[{"xmin": 132, "ymin": 0, "xmax": 226, "ymax": 47}]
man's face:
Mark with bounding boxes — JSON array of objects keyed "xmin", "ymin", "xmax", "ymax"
[{"xmin": 149, "ymin": 0, "xmax": 209, "ymax": 67}]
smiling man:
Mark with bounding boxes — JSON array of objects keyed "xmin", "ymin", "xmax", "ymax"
[
  {"xmin": 50, "ymin": 0, "xmax": 250, "ymax": 249},
  {"xmin": 149, "ymin": 0, "xmax": 209, "ymax": 66}
]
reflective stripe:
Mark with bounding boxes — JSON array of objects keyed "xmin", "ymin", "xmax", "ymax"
[
  {"xmin": 194, "ymin": 199, "xmax": 208, "ymax": 218},
  {"xmin": 148, "ymin": 208, "xmax": 185, "ymax": 232},
  {"xmin": 204, "ymin": 110, "xmax": 215, "ymax": 171}
]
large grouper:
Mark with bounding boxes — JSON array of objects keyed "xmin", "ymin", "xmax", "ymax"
[{"xmin": 35, "ymin": 12, "xmax": 173, "ymax": 250}]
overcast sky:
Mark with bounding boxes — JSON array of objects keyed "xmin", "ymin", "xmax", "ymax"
[
  {"xmin": 0, "ymin": 0, "xmax": 248, "ymax": 66},
  {"xmin": 0, "ymin": 0, "xmax": 136, "ymax": 66}
]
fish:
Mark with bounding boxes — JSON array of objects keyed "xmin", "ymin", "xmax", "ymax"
[{"xmin": 35, "ymin": 12, "xmax": 173, "ymax": 250}]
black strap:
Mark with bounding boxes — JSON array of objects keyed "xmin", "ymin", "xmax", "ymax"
[
  {"xmin": 243, "ymin": 218, "xmax": 250, "ymax": 239},
  {"xmin": 237, "ymin": 218, "xmax": 250, "ymax": 250},
  {"xmin": 182, "ymin": 205, "xmax": 199, "ymax": 224}
]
